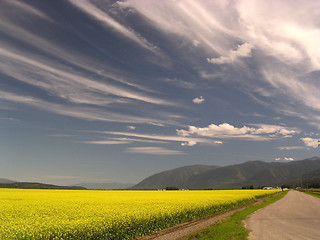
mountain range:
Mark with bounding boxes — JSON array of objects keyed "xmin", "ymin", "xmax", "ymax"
[
  {"xmin": 74, "ymin": 182, "xmax": 134, "ymax": 190},
  {"xmin": 131, "ymin": 157, "xmax": 320, "ymax": 189},
  {"xmin": 0, "ymin": 178, "xmax": 134, "ymax": 190},
  {"xmin": 0, "ymin": 178, "xmax": 85, "ymax": 190},
  {"xmin": 0, "ymin": 178, "xmax": 16, "ymax": 184},
  {"xmin": 2, "ymin": 157, "xmax": 320, "ymax": 190}
]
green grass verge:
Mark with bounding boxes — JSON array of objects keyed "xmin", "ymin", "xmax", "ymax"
[
  {"xmin": 183, "ymin": 191, "xmax": 288, "ymax": 240},
  {"xmin": 299, "ymin": 189, "xmax": 320, "ymax": 198}
]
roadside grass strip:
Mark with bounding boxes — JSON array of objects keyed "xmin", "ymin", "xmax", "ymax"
[
  {"xmin": 183, "ymin": 191, "xmax": 288, "ymax": 240},
  {"xmin": 299, "ymin": 189, "xmax": 320, "ymax": 198},
  {"xmin": 0, "ymin": 189, "xmax": 280, "ymax": 239}
]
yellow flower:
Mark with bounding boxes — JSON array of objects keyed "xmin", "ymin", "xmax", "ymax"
[{"xmin": 0, "ymin": 188, "xmax": 280, "ymax": 239}]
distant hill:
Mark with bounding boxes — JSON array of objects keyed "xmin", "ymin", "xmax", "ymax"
[
  {"xmin": 75, "ymin": 182, "xmax": 134, "ymax": 190},
  {"xmin": 0, "ymin": 181, "xmax": 86, "ymax": 190},
  {"xmin": 0, "ymin": 178, "xmax": 16, "ymax": 184},
  {"xmin": 131, "ymin": 164, "xmax": 219, "ymax": 189},
  {"xmin": 131, "ymin": 157, "xmax": 320, "ymax": 189},
  {"xmin": 296, "ymin": 168, "xmax": 320, "ymax": 188},
  {"xmin": 245, "ymin": 157, "xmax": 320, "ymax": 187},
  {"xmin": 182, "ymin": 160, "xmax": 274, "ymax": 189}
]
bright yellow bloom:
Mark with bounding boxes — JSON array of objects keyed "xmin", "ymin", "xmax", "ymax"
[{"xmin": 0, "ymin": 188, "xmax": 280, "ymax": 239}]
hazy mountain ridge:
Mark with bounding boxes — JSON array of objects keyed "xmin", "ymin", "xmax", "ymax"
[
  {"xmin": 182, "ymin": 161, "xmax": 273, "ymax": 189},
  {"xmin": 246, "ymin": 158, "xmax": 320, "ymax": 186},
  {"xmin": 3, "ymin": 157, "xmax": 319, "ymax": 190},
  {"xmin": 0, "ymin": 178, "xmax": 133, "ymax": 190},
  {"xmin": 75, "ymin": 182, "xmax": 134, "ymax": 190},
  {"xmin": 300, "ymin": 169, "xmax": 320, "ymax": 187},
  {"xmin": 132, "ymin": 157, "xmax": 320, "ymax": 189},
  {"xmin": 0, "ymin": 179, "xmax": 86, "ymax": 190},
  {"xmin": 131, "ymin": 165, "xmax": 219, "ymax": 189},
  {"xmin": 0, "ymin": 178, "xmax": 16, "ymax": 184}
]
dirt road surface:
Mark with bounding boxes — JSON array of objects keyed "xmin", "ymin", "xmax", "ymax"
[
  {"xmin": 245, "ymin": 190, "xmax": 320, "ymax": 240},
  {"xmin": 137, "ymin": 200, "xmax": 263, "ymax": 240}
]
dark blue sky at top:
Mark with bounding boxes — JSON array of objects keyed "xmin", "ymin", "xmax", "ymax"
[{"xmin": 1, "ymin": 0, "xmax": 319, "ymax": 185}]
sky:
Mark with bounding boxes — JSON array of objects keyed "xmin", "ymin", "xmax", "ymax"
[{"xmin": 1, "ymin": 0, "xmax": 320, "ymax": 186}]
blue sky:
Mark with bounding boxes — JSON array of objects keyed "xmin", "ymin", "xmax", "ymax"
[{"xmin": 1, "ymin": 0, "xmax": 319, "ymax": 185}]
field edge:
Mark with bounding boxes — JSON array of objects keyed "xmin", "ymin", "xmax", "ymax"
[{"xmin": 182, "ymin": 190, "xmax": 288, "ymax": 240}]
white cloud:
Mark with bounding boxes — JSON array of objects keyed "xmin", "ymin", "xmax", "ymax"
[
  {"xmin": 275, "ymin": 157, "xmax": 294, "ymax": 161},
  {"xmin": 118, "ymin": 0, "xmax": 320, "ymax": 127},
  {"xmin": 236, "ymin": 0, "xmax": 320, "ymax": 69},
  {"xmin": 181, "ymin": 141, "xmax": 197, "ymax": 146},
  {"xmin": 207, "ymin": 42, "xmax": 253, "ymax": 64},
  {"xmin": 177, "ymin": 123, "xmax": 299, "ymax": 140},
  {"xmin": 235, "ymin": 0, "xmax": 320, "ymax": 120},
  {"xmin": 192, "ymin": 40, "xmax": 200, "ymax": 47},
  {"xmin": 180, "ymin": 140, "xmax": 221, "ymax": 146},
  {"xmin": 118, "ymin": 0, "xmax": 234, "ymax": 55},
  {"xmin": 2, "ymin": 0, "xmax": 320, "ymax": 156},
  {"xmin": 125, "ymin": 147, "xmax": 185, "ymax": 155},
  {"xmin": 120, "ymin": 0, "xmax": 320, "ymax": 71},
  {"xmin": 193, "ymin": 96, "xmax": 205, "ymax": 104},
  {"xmin": 301, "ymin": 138, "xmax": 319, "ymax": 148}
]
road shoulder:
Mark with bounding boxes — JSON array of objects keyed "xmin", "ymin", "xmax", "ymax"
[{"xmin": 244, "ymin": 190, "xmax": 320, "ymax": 240}]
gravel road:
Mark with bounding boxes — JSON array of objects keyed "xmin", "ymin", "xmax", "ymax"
[{"xmin": 245, "ymin": 190, "xmax": 320, "ymax": 240}]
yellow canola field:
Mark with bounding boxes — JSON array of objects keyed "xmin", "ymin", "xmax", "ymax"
[{"xmin": 0, "ymin": 188, "xmax": 280, "ymax": 239}]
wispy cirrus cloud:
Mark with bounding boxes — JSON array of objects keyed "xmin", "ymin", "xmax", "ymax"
[
  {"xmin": 79, "ymin": 140, "xmax": 132, "ymax": 145},
  {"xmin": 118, "ymin": 0, "xmax": 233, "ymax": 55},
  {"xmin": 0, "ymin": 117, "xmax": 21, "ymax": 123},
  {"xmin": 276, "ymin": 146, "xmax": 309, "ymax": 151},
  {"xmin": 1, "ymin": 0, "xmax": 52, "ymax": 22},
  {"xmin": 0, "ymin": 0, "xmax": 174, "ymax": 121},
  {"xmin": 125, "ymin": 147, "xmax": 185, "ymax": 155},
  {"xmin": 163, "ymin": 78, "xmax": 196, "ymax": 89},
  {"xmin": 78, "ymin": 137, "xmax": 168, "ymax": 145},
  {"xmin": 68, "ymin": 0, "xmax": 161, "ymax": 55},
  {"xmin": 119, "ymin": 0, "xmax": 320, "ymax": 128},
  {"xmin": 89, "ymin": 131, "xmax": 223, "ymax": 147},
  {"xmin": 207, "ymin": 42, "xmax": 253, "ymax": 64},
  {"xmin": 48, "ymin": 134, "xmax": 73, "ymax": 138},
  {"xmin": 0, "ymin": 90, "xmax": 179, "ymax": 126},
  {"xmin": 0, "ymin": 18, "xmax": 153, "ymax": 93},
  {"xmin": 111, "ymin": 137, "xmax": 167, "ymax": 144},
  {"xmin": 0, "ymin": 48, "xmax": 174, "ymax": 107}
]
